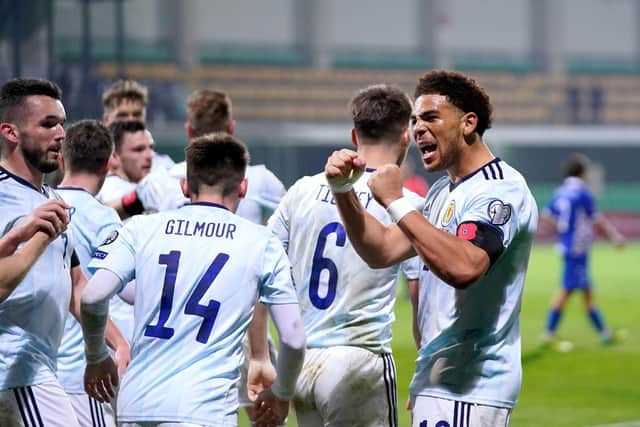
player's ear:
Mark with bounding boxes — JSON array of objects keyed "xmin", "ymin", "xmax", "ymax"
[
  {"xmin": 0, "ymin": 122, "xmax": 19, "ymax": 145},
  {"xmin": 185, "ymin": 122, "xmax": 194, "ymax": 139},
  {"xmin": 59, "ymin": 155, "xmax": 66, "ymax": 173},
  {"xmin": 351, "ymin": 128, "xmax": 359, "ymax": 148},
  {"xmin": 227, "ymin": 120, "xmax": 236, "ymax": 135},
  {"xmin": 180, "ymin": 177, "xmax": 190, "ymax": 198},
  {"xmin": 238, "ymin": 177, "xmax": 248, "ymax": 199},
  {"xmin": 461, "ymin": 112, "xmax": 478, "ymax": 139}
]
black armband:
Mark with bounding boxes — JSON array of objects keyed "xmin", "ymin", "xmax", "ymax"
[
  {"xmin": 71, "ymin": 250, "xmax": 80, "ymax": 268},
  {"xmin": 122, "ymin": 190, "xmax": 145, "ymax": 216},
  {"xmin": 456, "ymin": 221, "xmax": 504, "ymax": 266}
]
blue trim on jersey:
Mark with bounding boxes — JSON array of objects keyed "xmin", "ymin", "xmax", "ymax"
[
  {"xmin": 0, "ymin": 165, "xmax": 47, "ymax": 195},
  {"xmin": 55, "ymin": 185, "xmax": 91, "ymax": 194},
  {"xmin": 449, "ymin": 157, "xmax": 502, "ymax": 191},
  {"xmin": 184, "ymin": 201, "xmax": 229, "ymax": 210},
  {"xmin": 365, "ymin": 167, "xmax": 377, "ymax": 172}
]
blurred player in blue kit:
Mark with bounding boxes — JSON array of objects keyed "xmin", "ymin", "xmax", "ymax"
[
  {"xmin": 325, "ymin": 70, "xmax": 538, "ymax": 427},
  {"xmin": 268, "ymin": 84, "xmax": 422, "ymax": 427},
  {"xmin": 542, "ymin": 153, "xmax": 625, "ymax": 346},
  {"xmin": 80, "ymin": 133, "xmax": 305, "ymax": 427}
]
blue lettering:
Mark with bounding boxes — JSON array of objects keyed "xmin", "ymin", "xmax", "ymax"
[
  {"xmin": 226, "ymin": 224, "xmax": 236, "ymax": 239},
  {"xmin": 165, "ymin": 219, "xmax": 175, "ymax": 234},
  {"xmin": 175, "ymin": 219, "xmax": 186, "ymax": 235},
  {"xmin": 194, "ymin": 221, "xmax": 206, "ymax": 236}
]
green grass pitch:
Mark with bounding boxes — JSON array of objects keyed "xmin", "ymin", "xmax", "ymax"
[{"xmin": 240, "ymin": 242, "xmax": 640, "ymax": 427}]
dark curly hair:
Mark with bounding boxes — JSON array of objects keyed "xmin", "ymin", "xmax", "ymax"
[{"xmin": 414, "ymin": 70, "xmax": 493, "ymax": 136}]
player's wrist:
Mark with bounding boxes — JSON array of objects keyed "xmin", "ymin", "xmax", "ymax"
[
  {"xmin": 386, "ymin": 197, "xmax": 417, "ymax": 223},
  {"xmin": 121, "ymin": 190, "xmax": 145, "ymax": 216},
  {"xmin": 85, "ymin": 343, "xmax": 110, "ymax": 365}
]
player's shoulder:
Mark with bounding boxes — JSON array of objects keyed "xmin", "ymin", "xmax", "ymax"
[{"xmin": 468, "ymin": 159, "xmax": 532, "ymax": 195}]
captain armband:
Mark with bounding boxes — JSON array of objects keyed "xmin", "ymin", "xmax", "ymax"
[{"xmin": 456, "ymin": 221, "xmax": 504, "ymax": 265}]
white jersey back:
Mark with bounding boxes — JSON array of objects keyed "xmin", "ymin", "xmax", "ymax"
[
  {"xmin": 410, "ymin": 158, "xmax": 538, "ymax": 408},
  {"xmin": 170, "ymin": 162, "xmax": 285, "ymax": 223},
  {"xmin": 87, "ymin": 203, "xmax": 297, "ymax": 424},
  {"xmin": 268, "ymin": 170, "xmax": 422, "ymax": 353},
  {"xmin": 55, "ymin": 187, "xmax": 122, "ymax": 394},
  {"xmin": 0, "ymin": 167, "xmax": 74, "ymax": 389}
]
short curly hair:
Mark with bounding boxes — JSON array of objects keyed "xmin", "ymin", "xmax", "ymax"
[{"xmin": 414, "ymin": 70, "xmax": 493, "ymax": 136}]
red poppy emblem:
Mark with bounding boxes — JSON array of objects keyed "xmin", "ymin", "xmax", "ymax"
[{"xmin": 457, "ymin": 223, "xmax": 477, "ymax": 240}]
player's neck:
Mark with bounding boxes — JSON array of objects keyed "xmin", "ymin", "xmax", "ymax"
[
  {"xmin": 190, "ymin": 193, "xmax": 239, "ymax": 213},
  {"xmin": 0, "ymin": 155, "xmax": 44, "ymax": 189},
  {"xmin": 357, "ymin": 143, "xmax": 405, "ymax": 168},
  {"xmin": 59, "ymin": 173, "xmax": 101, "ymax": 195},
  {"xmin": 448, "ymin": 140, "xmax": 495, "ymax": 184}
]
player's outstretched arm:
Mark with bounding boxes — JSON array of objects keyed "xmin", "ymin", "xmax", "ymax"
[
  {"xmin": 247, "ymin": 302, "xmax": 276, "ymax": 402},
  {"xmin": 326, "ymin": 150, "xmax": 415, "ymax": 268},
  {"xmin": 81, "ymin": 269, "xmax": 125, "ymax": 402},
  {"xmin": 0, "ymin": 232, "xmax": 52, "ymax": 302},
  {"xmin": 253, "ymin": 303, "xmax": 306, "ymax": 427},
  {"xmin": 594, "ymin": 215, "xmax": 626, "ymax": 247}
]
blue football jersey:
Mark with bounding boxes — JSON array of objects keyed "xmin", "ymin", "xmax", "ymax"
[
  {"xmin": 0, "ymin": 167, "xmax": 74, "ymax": 389},
  {"xmin": 543, "ymin": 177, "xmax": 597, "ymax": 257},
  {"xmin": 55, "ymin": 187, "xmax": 122, "ymax": 394},
  {"xmin": 410, "ymin": 158, "xmax": 538, "ymax": 409},
  {"xmin": 268, "ymin": 169, "xmax": 423, "ymax": 353},
  {"xmin": 87, "ymin": 202, "xmax": 297, "ymax": 424}
]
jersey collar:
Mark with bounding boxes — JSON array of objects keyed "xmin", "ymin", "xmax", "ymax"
[
  {"xmin": 184, "ymin": 201, "xmax": 229, "ymax": 211},
  {"xmin": 0, "ymin": 165, "xmax": 48, "ymax": 196},
  {"xmin": 449, "ymin": 157, "xmax": 501, "ymax": 192}
]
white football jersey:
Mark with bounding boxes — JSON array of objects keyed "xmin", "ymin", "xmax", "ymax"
[
  {"xmin": 0, "ymin": 167, "xmax": 74, "ymax": 389},
  {"xmin": 170, "ymin": 161, "xmax": 285, "ymax": 223},
  {"xmin": 87, "ymin": 203, "xmax": 297, "ymax": 424},
  {"xmin": 55, "ymin": 187, "xmax": 122, "ymax": 394},
  {"xmin": 409, "ymin": 158, "xmax": 538, "ymax": 409},
  {"xmin": 268, "ymin": 169, "xmax": 423, "ymax": 353},
  {"xmin": 96, "ymin": 174, "xmax": 136, "ymax": 203}
]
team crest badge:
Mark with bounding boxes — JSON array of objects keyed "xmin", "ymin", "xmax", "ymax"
[
  {"xmin": 488, "ymin": 199, "xmax": 512, "ymax": 225},
  {"xmin": 441, "ymin": 200, "xmax": 455, "ymax": 226},
  {"xmin": 101, "ymin": 230, "xmax": 119, "ymax": 246}
]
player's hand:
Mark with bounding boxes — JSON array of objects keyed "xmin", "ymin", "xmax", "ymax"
[
  {"xmin": 368, "ymin": 164, "xmax": 404, "ymax": 207},
  {"xmin": 12, "ymin": 200, "xmax": 70, "ymax": 242},
  {"xmin": 247, "ymin": 358, "xmax": 277, "ymax": 402},
  {"xmin": 253, "ymin": 389, "xmax": 289, "ymax": 427},
  {"xmin": 136, "ymin": 169, "xmax": 184, "ymax": 212},
  {"xmin": 325, "ymin": 149, "xmax": 366, "ymax": 193},
  {"xmin": 84, "ymin": 357, "xmax": 119, "ymax": 403},
  {"xmin": 114, "ymin": 341, "xmax": 131, "ymax": 378}
]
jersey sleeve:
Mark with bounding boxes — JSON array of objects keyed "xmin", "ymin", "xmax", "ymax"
[
  {"xmin": 267, "ymin": 178, "xmax": 303, "ymax": 252},
  {"xmin": 258, "ymin": 234, "xmax": 298, "ymax": 305},
  {"xmin": 256, "ymin": 166, "xmax": 286, "ymax": 212},
  {"xmin": 460, "ymin": 179, "xmax": 530, "ymax": 248},
  {"xmin": 87, "ymin": 218, "xmax": 137, "ymax": 287},
  {"xmin": 400, "ymin": 256, "xmax": 421, "ymax": 280}
]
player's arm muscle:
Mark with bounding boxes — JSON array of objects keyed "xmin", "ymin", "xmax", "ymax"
[
  {"xmin": 396, "ymin": 213, "xmax": 490, "ymax": 289},
  {"xmin": 333, "ymin": 190, "xmax": 414, "ymax": 268},
  {"xmin": 0, "ymin": 232, "xmax": 51, "ymax": 302}
]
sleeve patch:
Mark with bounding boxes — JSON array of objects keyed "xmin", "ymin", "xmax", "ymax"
[
  {"xmin": 487, "ymin": 199, "xmax": 512, "ymax": 225},
  {"xmin": 101, "ymin": 230, "xmax": 119, "ymax": 246},
  {"xmin": 92, "ymin": 250, "xmax": 108, "ymax": 259},
  {"xmin": 456, "ymin": 221, "xmax": 504, "ymax": 266}
]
